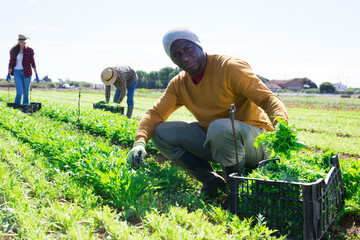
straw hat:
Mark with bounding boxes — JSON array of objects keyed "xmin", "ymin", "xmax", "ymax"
[
  {"xmin": 18, "ymin": 34, "xmax": 30, "ymax": 42},
  {"xmin": 100, "ymin": 67, "xmax": 117, "ymax": 85}
]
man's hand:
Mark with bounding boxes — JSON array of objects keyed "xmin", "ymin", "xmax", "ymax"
[
  {"xmin": 35, "ymin": 74, "xmax": 40, "ymax": 83},
  {"xmin": 6, "ymin": 74, "xmax": 11, "ymax": 82},
  {"xmin": 126, "ymin": 142, "xmax": 147, "ymax": 168}
]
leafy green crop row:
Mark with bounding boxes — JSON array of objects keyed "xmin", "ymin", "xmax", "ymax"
[
  {"xmin": 0, "ymin": 103, "xmax": 284, "ymax": 239},
  {"xmin": 20, "ymin": 95, "xmax": 358, "ymax": 158},
  {"xmin": 1, "ymin": 91, "xmax": 359, "ymax": 239},
  {"xmin": 11, "ymin": 97, "xmax": 360, "ymax": 217},
  {"xmin": 2, "ymin": 126, "xmax": 273, "ymax": 239},
  {"xmin": 0, "ymin": 127, "xmax": 123, "ymax": 239},
  {"xmin": 279, "ymin": 94, "xmax": 360, "ymax": 110},
  {"xmin": 287, "ymin": 107, "xmax": 360, "ymax": 137},
  {"xmin": 0, "ymin": 104, "xmax": 160, "ymax": 218},
  {"xmin": 298, "ymin": 131, "xmax": 360, "ymax": 156},
  {"xmin": 2, "ymin": 90, "xmax": 359, "ymax": 153},
  {"xmin": 37, "ymin": 100, "xmax": 157, "ymax": 151}
]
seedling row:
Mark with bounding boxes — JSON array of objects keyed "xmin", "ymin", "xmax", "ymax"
[
  {"xmin": 1, "ymin": 90, "xmax": 359, "ymax": 239},
  {"xmin": 0, "ymin": 104, "xmax": 283, "ymax": 239}
]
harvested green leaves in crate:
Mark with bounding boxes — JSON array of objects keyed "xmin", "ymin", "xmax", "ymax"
[
  {"xmin": 254, "ymin": 117, "xmax": 306, "ymax": 158},
  {"xmin": 230, "ymin": 117, "xmax": 345, "ymax": 239}
]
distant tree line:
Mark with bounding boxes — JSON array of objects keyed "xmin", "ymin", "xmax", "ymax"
[{"xmin": 136, "ymin": 67, "xmax": 181, "ymax": 89}]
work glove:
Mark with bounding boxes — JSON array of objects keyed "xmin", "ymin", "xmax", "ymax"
[
  {"xmin": 126, "ymin": 142, "xmax": 147, "ymax": 168},
  {"xmin": 6, "ymin": 74, "xmax": 11, "ymax": 82},
  {"xmin": 35, "ymin": 74, "xmax": 40, "ymax": 83}
]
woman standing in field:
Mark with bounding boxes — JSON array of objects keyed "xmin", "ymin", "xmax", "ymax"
[{"xmin": 7, "ymin": 34, "xmax": 39, "ymax": 105}]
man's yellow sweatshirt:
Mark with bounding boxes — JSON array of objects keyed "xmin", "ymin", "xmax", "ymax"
[{"xmin": 135, "ymin": 53, "xmax": 288, "ymax": 144}]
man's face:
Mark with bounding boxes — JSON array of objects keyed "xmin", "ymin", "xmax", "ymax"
[{"xmin": 170, "ymin": 39, "xmax": 205, "ymax": 76}]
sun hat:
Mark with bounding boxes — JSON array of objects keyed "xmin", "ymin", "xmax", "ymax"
[
  {"xmin": 162, "ymin": 25, "xmax": 202, "ymax": 57},
  {"xmin": 101, "ymin": 67, "xmax": 117, "ymax": 85},
  {"xmin": 18, "ymin": 34, "xmax": 30, "ymax": 42}
]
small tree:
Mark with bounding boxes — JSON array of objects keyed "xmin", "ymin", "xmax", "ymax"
[
  {"xmin": 158, "ymin": 67, "xmax": 173, "ymax": 81},
  {"xmin": 42, "ymin": 75, "xmax": 52, "ymax": 82},
  {"xmin": 149, "ymin": 71, "xmax": 158, "ymax": 80},
  {"xmin": 300, "ymin": 77, "xmax": 317, "ymax": 89},
  {"xmin": 156, "ymin": 80, "xmax": 163, "ymax": 89},
  {"xmin": 257, "ymin": 75, "xmax": 270, "ymax": 83},
  {"xmin": 169, "ymin": 67, "xmax": 181, "ymax": 79},
  {"xmin": 319, "ymin": 82, "xmax": 335, "ymax": 93}
]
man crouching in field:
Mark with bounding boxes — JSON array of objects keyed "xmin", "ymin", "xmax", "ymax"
[{"xmin": 127, "ymin": 25, "xmax": 288, "ymax": 198}]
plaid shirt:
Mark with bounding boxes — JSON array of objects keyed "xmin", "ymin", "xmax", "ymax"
[
  {"xmin": 8, "ymin": 46, "xmax": 36, "ymax": 78},
  {"xmin": 105, "ymin": 65, "xmax": 138, "ymax": 103}
]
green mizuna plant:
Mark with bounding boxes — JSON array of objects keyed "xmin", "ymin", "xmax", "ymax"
[
  {"xmin": 252, "ymin": 117, "xmax": 335, "ymax": 182},
  {"xmin": 39, "ymin": 102, "xmax": 156, "ymax": 151},
  {"xmin": 255, "ymin": 117, "xmax": 306, "ymax": 159},
  {"xmin": 247, "ymin": 151, "xmax": 334, "ymax": 183},
  {"xmin": 0, "ymin": 105, "xmax": 161, "ymax": 220},
  {"xmin": 0, "ymin": 104, "xmax": 285, "ymax": 240},
  {"xmin": 1, "ymin": 92, "xmax": 360, "ymax": 239}
]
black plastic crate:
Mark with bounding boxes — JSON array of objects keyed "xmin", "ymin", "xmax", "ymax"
[
  {"xmin": 30, "ymin": 102, "xmax": 42, "ymax": 111},
  {"xmin": 229, "ymin": 155, "xmax": 345, "ymax": 240},
  {"xmin": 7, "ymin": 102, "xmax": 42, "ymax": 113},
  {"xmin": 93, "ymin": 103, "xmax": 124, "ymax": 114},
  {"xmin": 7, "ymin": 102, "xmax": 22, "ymax": 109},
  {"xmin": 22, "ymin": 102, "xmax": 42, "ymax": 113}
]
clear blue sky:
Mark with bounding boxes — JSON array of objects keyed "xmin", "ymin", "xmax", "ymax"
[{"xmin": 1, "ymin": 0, "xmax": 359, "ymax": 87}]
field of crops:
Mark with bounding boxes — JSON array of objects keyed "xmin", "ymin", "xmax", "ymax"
[{"xmin": 0, "ymin": 88, "xmax": 359, "ymax": 239}]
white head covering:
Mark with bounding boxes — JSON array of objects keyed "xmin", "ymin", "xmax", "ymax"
[{"xmin": 162, "ymin": 25, "xmax": 202, "ymax": 57}]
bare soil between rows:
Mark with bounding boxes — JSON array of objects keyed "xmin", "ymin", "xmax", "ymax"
[{"xmin": 325, "ymin": 213, "xmax": 360, "ymax": 239}]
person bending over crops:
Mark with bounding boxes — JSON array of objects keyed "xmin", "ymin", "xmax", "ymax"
[
  {"xmin": 7, "ymin": 34, "xmax": 40, "ymax": 105},
  {"xmin": 100, "ymin": 65, "xmax": 138, "ymax": 118},
  {"xmin": 127, "ymin": 25, "xmax": 288, "ymax": 198}
]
